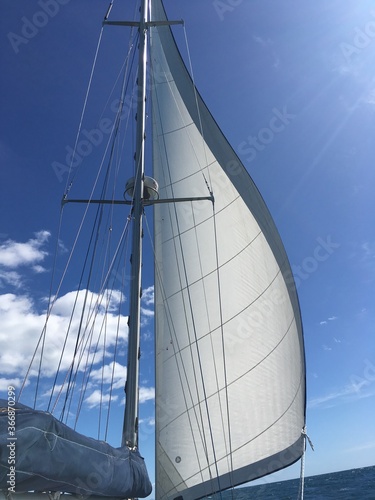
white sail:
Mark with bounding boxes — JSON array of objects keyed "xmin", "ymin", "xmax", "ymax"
[{"xmin": 150, "ymin": 2, "xmax": 306, "ymax": 499}]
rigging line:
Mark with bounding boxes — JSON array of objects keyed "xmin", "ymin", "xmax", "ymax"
[
  {"xmin": 65, "ymin": 214, "xmax": 132, "ymax": 422},
  {"xmin": 173, "ymin": 203, "xmax": 225, "ymax": 497},
  {"xmin": 99, "ymin": 15, "xmax": 137, "ymax": 120},
  {"xmin": 47, "ymin": 230, "xmax": 101, "ymax": 414},
  {"xmin": 150, "ymin": 81, "xmax": 216, "ymax": 487},
  {"xmin": 51, "ymin": 218, "xmax": 129, "ymax": 413},
  {"xmin": 61, "ymin": 277, "xmax": 100, "ymax": 420},
  {"xmin": 297, "ymin": 429, "xmax": 308, "ymax": 500},
  {"xmin": 149, "ymin": 52, "xmax": 211, "ymax": 195},
  {"xmin": 18, "ymin": 204, "xmax": 72, "ymax": 403},
  {"xmin": 47, "ymin": 136, "xmax": 120, "ymax": 408},
  {"xmin": 107, "ymin": 40, "xmax": 139, "ymax": 208},
  {"xmin": 87, "ymin": 39, "xmax": 139, "ymax": 302},
  {"xmin": 30, "ymin": 209, "xmax": 69, "ymax": 407},
  {"xmin": 62, "ymin": 216, "xmax": 132, "ymax": 418},
  {"xmin": 71, "ymin": 214, "xmax": 129, "ymax": 430},
  {"xmin": 60, "ymin": 177, "xmax": 112, "ymax": 419},
  {"xmin": 99, "ymin": 305, "xmax": 108, "ymax": 439},
  {"xmin": 49, "ymin": 224, "xmax": 114, "ymax": 417},
  {"xmin": 60, "ymin": 185, "xmax": 114, "ymax": 419},
  {"xmin": 176, "ymin": 207, "xmax": 221, "ymax": 495},
  {"xmin": 151, "ymin": 88, "xmax": 211, "ymax": 474},
  {"xmin": 168, "ymin": 197, "xmax": 223, "ymax": 492},
  {"xmin": 70, "ymin": 284, "xmax": 119, "ymax": 428},
  {"xmin": 70, "ymin": 308, "xmax": 104, "ymax": 426},
  {"xmin": 104, "ymin": 252, "xmax": 129, "ymax": 441},
  {"xmin": 70, "ymin": 308, "xmax": 105, "ymax": 428},
  {"xmin": 211, "ymin": 204, "xmax": 235, "ymax": 497},
  {"xmin": 143, "ymin": 216, "xmax": 211, "ymax": 481},
  {"xmin": 74, "ymin": 301, "xmax": 109, "ymax": 434},
  {"xmin": 63, "ymin": 26, "xmax": 105, "ymax": 195},
  {"xmin": 182, "ymin": 23, "xmax": 213, "ymax": 194},
  {"xmin": 188, "ymin": 200, "xmax": 234, "ymax": 497}
]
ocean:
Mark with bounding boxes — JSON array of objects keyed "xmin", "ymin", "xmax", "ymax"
[{"xmin": 211, "ymin": 466, "xmax": 374, "ymax": 499}]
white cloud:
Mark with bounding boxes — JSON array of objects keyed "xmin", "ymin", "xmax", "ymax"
[
  {"xmin": 0, "ymin": 270, "xmax": 22, "ymax": 288},
  {"xmin": 0, "ymin": 231, "xmax": 50, "ymax": 268},
  {"xmin": 320, "ymin": 316, "xmax": 338, "ymax": 325},
  {"xmin": 139, "ymin": 416, "xmax": 155, "ymax": 427},
  {"xmin": 140, "ymin": 286, "xmax": 154, "ymax": 325},
  {"xmin": 0, "ymin": 231, "xmax": 50, "ymax": 288},
  {"xmin": 139, "ymin": 386, "xmax": 155, "ymax": 403},
  {"xmin": 85, "ymin": 389, "xmax": 118, "ymax": 409},
  {"xmin": 142, "ymin": 286, "xmax": 154, "ymax": 306},
  {"xmin": 32, "ymin": 265, "xmax": 48, "ymax": 274},
  {"xmin": 0, "ymin": 289, "xmax": 128, "ymax": 386},
  {"xmin": 0, "ymin": 377, "xmax": 25, "ymax": 391},
  {"xmin": 90, "ymin": 362, "xmax": 127, "ymax": 390},
  {"xmin": 0, "ymin": 234, "xmax": 152, "ymax": 415},
  {"xmin": 141, "ymin": 307, "xmax": 154, "ymax": 317},
  {"xmin": 252, "ymin": 34, "xmax": 273, "ymax": 47}
]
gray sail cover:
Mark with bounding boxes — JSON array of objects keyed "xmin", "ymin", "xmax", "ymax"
[
  {"xmin": 0, "ymin": 400, "xmax": 152, "ymax": 497},
  {"xmin": 150, "ymin": 1, "xmax": 306, "ymax": 500}
]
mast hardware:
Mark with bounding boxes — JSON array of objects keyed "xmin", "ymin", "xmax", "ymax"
[
  {"xmin": 103, "ymin": 20, "xmax": 184, "ymax": 27},
  {"xmin": 62, "ymin": 195, "xmax": 214, "ymax": 206}
]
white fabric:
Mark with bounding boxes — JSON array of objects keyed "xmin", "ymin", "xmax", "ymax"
[{"xmin": 150, "ymin": 2, "xmax": 306, "ymax": 499}]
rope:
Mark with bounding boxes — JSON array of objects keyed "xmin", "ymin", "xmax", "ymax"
[
  {"xmin": 182, "ymin": 24, "xmax": 214, "ymax": 195},
  {"xmin": 63, "ymin": 26, "xmax": 105, "ymax": 196},
  {"xmin": 298, "ymin": 427, "xmax": 314, "ymax": 500}
]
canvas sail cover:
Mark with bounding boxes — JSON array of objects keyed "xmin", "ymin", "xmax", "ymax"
[
  {"xmin": 0, "ymin": 400, "xmax": 152, "ymax": 497},
  {"xmin": 150, "ymin": 2, "xmax": 306, "ymax": 499}
]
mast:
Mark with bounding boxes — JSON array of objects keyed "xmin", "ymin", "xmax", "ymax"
[{"xmin": 122, "ymin": 0, "xmax": 149, "ymax": 448}]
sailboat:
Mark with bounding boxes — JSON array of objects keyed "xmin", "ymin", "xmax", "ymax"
[{"xmin": 0, "ymin": 1, "xmax": 306, "ymax": 499}]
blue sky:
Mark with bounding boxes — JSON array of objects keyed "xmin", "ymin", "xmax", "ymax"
[{"xmin": 1, "ymin": 0, "xmax": 375, "ymax": 493}]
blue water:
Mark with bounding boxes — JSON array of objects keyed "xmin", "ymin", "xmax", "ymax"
[{"xmin": 209, "ymin": 466, "xmax": 374, "ymax": 499}]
